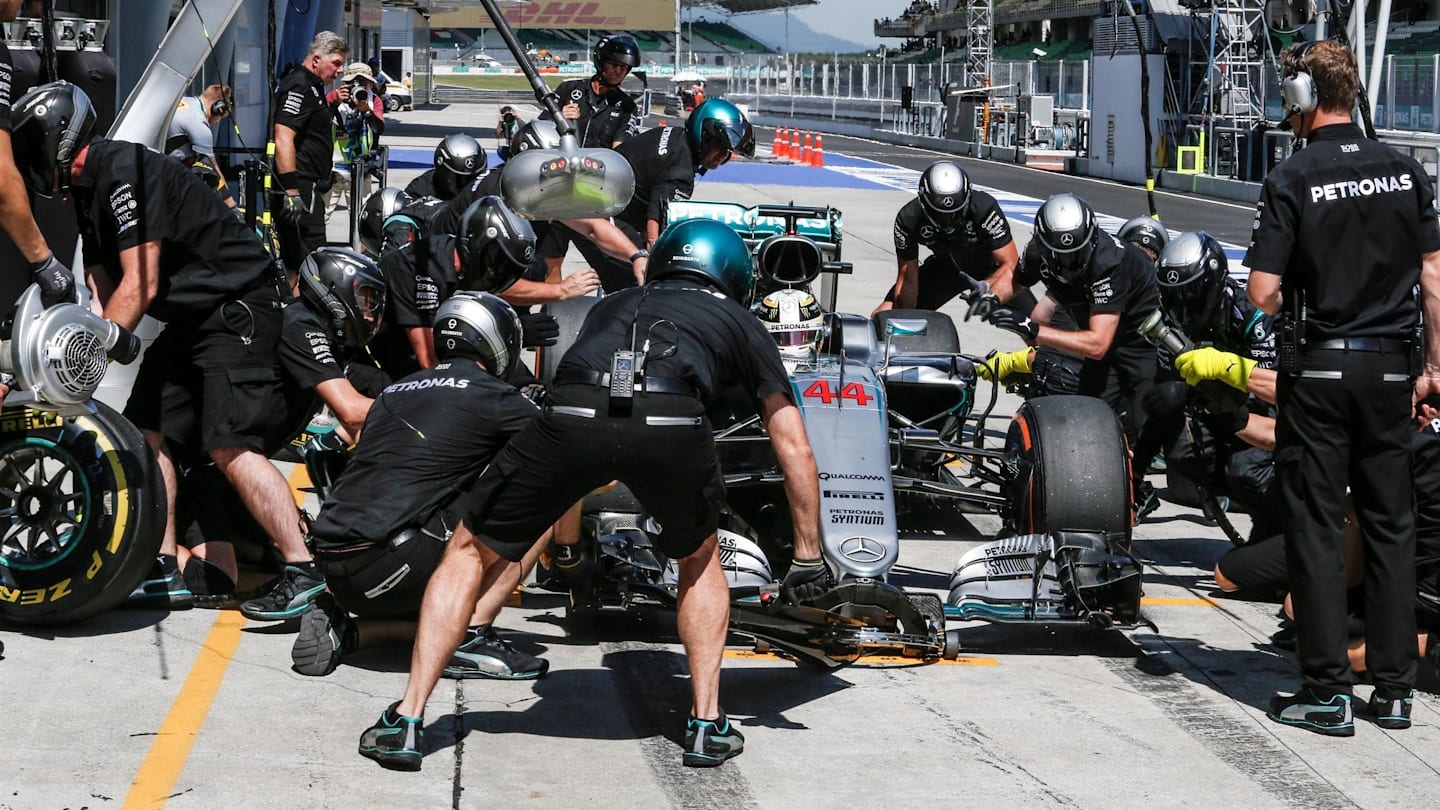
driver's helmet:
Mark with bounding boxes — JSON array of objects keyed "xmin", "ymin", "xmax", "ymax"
[
  {"xmin": 917, "ymin": 160, "xmax": 971, "ymax": 236},
  {"xmin": 359, "ymin": 187, "xmax": 412, "ymax": 256},
  {"xmin": 648, "ymin": 218, "xmax": 756, "ymax": 304},
  {"xmin": 1034, "ymin": 193, "xmax": 1098, "ymax": 282},
  {"xmin": 455, "ymin": 195, "xmax": 534, "ymax": 293},
  {"xmin": 432, "ymin": 133, "xmax": 486, "ymax": 199},
  {"xmin": 433, "ymin": 290, "xmax": 522, "ymax": 378},
  {"xmin": 684, "ymin": 98, "xmax": 756, "ymax": 171},
  {"xmin": 1156, "ymin": 231, "xmax": 1229, "ymax": 331},
  {"xmin": 297, "ymin": 247, "xmax": 387, "ymax": 352},
  {"xmin": 592, "ymin": 34, "xmax": 641, "ymax": 78},
  {"xmin": 510, "ymin": 119, "xmax": 561, "ymax": 155},
  {"xmin": 1117, "ymin": 215, "xmax": 1169, "ymax": 260},
  {"xmin": 754, "ymin": 288, "xmax": 825, "ymax": 361}
]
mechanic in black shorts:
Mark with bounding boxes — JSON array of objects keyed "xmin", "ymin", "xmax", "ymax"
[
  {"xmin": 875, "ymin": 159, "xmax": 1019, "ymax": 314},
  {"xmin": 0, "ymin": 0, "xmax": 76, "ymax": 332},
  {"xmin": 540, "ymin": 99, "xmax": 755, "ymax": 293},
  {"xmin": 1247, "ymin": 40, "xmax": 1440, "ymax": 734},
  {"xmin": 294, "ymin": 290, "xmax": 549, "ymax": 681},
  {"xmin": 403, "ymin": 133, "xmax": 485, "ymax": 201},
  {"xmin": 10, "ymin": 82, "xmax": 313, "ymax": 609},
  {"xmin": 273, "ymin": 31, "xmax": 350, "ymax": 277},
  {"xmin": 359, "ymin": 219, "xmax": 827, "ymax": 773},
  {"xmin": 981, "ymin": 193, "xmax": 1161, "ymax": 504}
]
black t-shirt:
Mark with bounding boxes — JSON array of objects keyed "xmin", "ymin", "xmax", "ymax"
[
  {"xmin": 1016, "ymin": 232, "xmax": 1160, "ymax": 347},
  {"xmin": 308, "ymin": 361, "xmax": 539, "ymax": 549},
  {"xmin": 0, "ymin": 41, "xmax": 13, "ymax": 131},
  {"xmin": 370, "ymin": 234, "xmax": 458, "ymax": 377},
  {"xmin": 546, "ymin": 77, "xmax": 639, "ymax": 148},
  {"xmin": 266, "ymin": 303, "xmax": 345, "ymax": 450},
  {"xmin": 405, "ymin": 170, "xmax": 437, "ymax": 200},
  {"xmin": 615, "ymin": 126, "xmax": 695, "ymax": 232},
  {"xmin": 72, "ymin": 139, "xmax": 272, "ymax": 322},
  {"xmin": 430, "ymin": 171, "xmax": 501, "ymax": 236},
  {"xmin": 273, "ymin": 67, "xmax": 333, "ymax": 185},
  {"xmin": 556, "ymin": 280, "xmax": 792, "ymax": 406},
  {"xmin": 893, "ymin": 191, "xmax": 1012, "ymax": 278},
  {"xmin": 1246, "ymin": 123, "xmax": 1440, "ymax": 341},
  {"xmin": 1198, "ymin": 285, "xmax": 1279, "ymax": 371}
]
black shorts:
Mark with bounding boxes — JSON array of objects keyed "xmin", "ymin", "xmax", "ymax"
[
  {"xmin": 459, "ymin": 385, "xmax": 725, "ymax": 562},
  {"xmin": 314, "ymin": 523, "xmax": 448, "ymax": 619},
  {"xmin": 1216, "ymin": 532, "xmax": 1287, "ymax": 594},
  {"xmin": 174, "ymin": 462, "xmax": 267, "ymax": 551},
  {"xmin": 124, "ymin": 286, "xmax": 284, "ymax": 453}
]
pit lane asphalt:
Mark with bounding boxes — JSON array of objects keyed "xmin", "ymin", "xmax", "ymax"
[{"xmin": 4, "ymin": 104, "xmax": 1437, "ymax": 810}]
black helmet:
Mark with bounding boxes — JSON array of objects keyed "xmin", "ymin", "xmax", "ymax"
[
  {"xmin": 360, "ymin": 187, "xmax": 412, "ymax": 256},
  {"xmin": 433, "ymin": 133, "xmax": 486, "ymax": 199},
  {"xmin": 684, "ymin": 99, "xmax": 755, "ymax": 172},
  {"xmin": 11, "ymin": 81, "xmax": 97, "ymax": 197},
  {"xmin": 1156, "ymin": 231, "xmax": 1229, "ymax": 331},
  {"xmin": 592, "ymin": 34, "xmax": 641, "ymax": 78},
  {"xmin": 648, "ymin": 218, "xmax": 756, "ymax": 304},
  {"xmin": 297, "ymin": 247, "xmax": 387, "ymax": 352},
  {"xmin": 455, "ymin": 196, "xmax": 534, "ymax": 293},
  {"xmin": 509, "ymin": 119, "xmax": 561, "ymax": 156},
  {"xmin": 433, "ymin": 291, "xmax": 523, "ymax": 377},
  {"xmin": 1118, "ymin": 215, "xmax": 1169, "ymax": 259},
  {"xmin": 917, "ymin": 160, "xmax": 971, "ymax": 235},
  {"xmin": 1034, "ymin": 193, "xmax": 1098, "ymax": 281}
]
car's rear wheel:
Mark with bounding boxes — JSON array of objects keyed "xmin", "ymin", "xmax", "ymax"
[
  {"xmin": 0, "ymin": 403, "xmax": 165, "ymax": 626},
  {"xmin": 385, "ymin": 95, "xmax": 400, "ymax": 112},
  {"xmin": 1004, "ymin": 395, "xmax": 1131, "ymax": 540},
  {"xmin": 536, "ymin": 296, "xmax": 600, "ymax": 386}
]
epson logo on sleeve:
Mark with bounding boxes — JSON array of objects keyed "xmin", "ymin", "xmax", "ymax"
[
  {"xmin": 0, "ymin": 62, "xmax": 12, "ymax": 107},
  {"xmin": 109, "ymin": 183, "xmax": 139, "ymax": 234},
  {"xmin": 282, "ymin": 90, "xmax": 304, "ymax": 116}
]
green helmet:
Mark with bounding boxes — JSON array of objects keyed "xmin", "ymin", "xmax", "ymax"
[
  {"xmin": 684, "ymin": 98, "xmax": 755, "ymax": 172},
  {"xmin": 648, "ymin": 219, "xmax": 756, "ymax": 305}
]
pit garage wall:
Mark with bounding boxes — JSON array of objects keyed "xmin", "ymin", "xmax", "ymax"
[{"xmin": 1083, "ymin": 54, "xmax": 1166, "ymax": 185}]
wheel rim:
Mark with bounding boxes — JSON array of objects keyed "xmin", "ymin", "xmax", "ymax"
[{"xmin": 0, "ymin": 439, "xmax": 92, "ymax": 570}]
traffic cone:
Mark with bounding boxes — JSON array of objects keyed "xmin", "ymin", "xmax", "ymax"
[
  {"xmin": 773, "ymin": 127, "xmax": 787, "ymax": 158},
  {"xmin": 810, "ymin": 134, "xmax": 825, "ymax": 167},
  {"xmin": 801, "ymin": 131, "xmax": 813, "ymax": 165},
  {"xmin": 790, "ymin": 129, "xmax": 800, "ymax": 162}
]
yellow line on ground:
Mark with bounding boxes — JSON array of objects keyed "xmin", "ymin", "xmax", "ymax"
[
  {"xmin": 120, "ymin": 611, "xmax": 247, "ymax": 810},
  {"xmin": 287, "ymin": 463, "xmax": 311, "ymax": 507},
  {"xmin": 724, "ymin": 649, "xmax": 999, "ymax": 666},
  {"xmin": 1141, "ymin": 596, "xmax": 1217, "ymax": 607}
]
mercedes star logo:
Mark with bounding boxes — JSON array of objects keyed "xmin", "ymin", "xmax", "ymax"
[
  {"xmin": 1060, "ymin": 233, "xmax": 1075, "ymax": 247},
  {"xmin": 840, "ymin": 536, "xmax": 886, "ymax": 564}
]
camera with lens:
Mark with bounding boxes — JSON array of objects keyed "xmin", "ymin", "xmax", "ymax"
[{"xmin": 349, "ymin": 81, "xmax": 370, "ymax": 103}]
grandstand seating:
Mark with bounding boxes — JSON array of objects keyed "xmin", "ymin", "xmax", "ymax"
[{"xmin": 692, "ymin": 21, "xmax": 769, "ymax": 53}]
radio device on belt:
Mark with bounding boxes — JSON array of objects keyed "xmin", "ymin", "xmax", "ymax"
[{"xmin": 1277, "ymin": 288, "xmax": 1306, "ymax": 375}]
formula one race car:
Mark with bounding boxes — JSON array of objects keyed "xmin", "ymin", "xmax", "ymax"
[{"xmin": 537, "ymin": 203, "xmax": 1145, "ymax": 668}]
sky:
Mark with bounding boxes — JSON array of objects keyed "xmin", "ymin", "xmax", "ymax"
[{"xmin": 691, "ymin": 0, "xmax": 915, "ymax": 51}]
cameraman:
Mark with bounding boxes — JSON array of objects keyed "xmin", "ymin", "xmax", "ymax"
[
  {"xmin": 495, "ymin": 106, "xmax": 522, "ymax": 157},
  {"xmin": 324, "ymin": 63, "xmax": 385, "ymax": 222}
]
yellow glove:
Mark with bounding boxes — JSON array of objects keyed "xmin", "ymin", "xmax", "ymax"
[
  {"xmin": 1175, "ymin": 347, "xmax": 1255, "ymax": 392},
  {"xmin": 977, "ymin": 348, "xmax": 1033, "ymax": 383}
]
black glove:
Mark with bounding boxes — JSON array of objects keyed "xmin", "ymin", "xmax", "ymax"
[
  {"xmin": 519, "ymin": 312, "xmax": 559, "ymax": 348},
  {"xmin": 781, "ymin": 556, "xmax": 833, "ymax": 604},
  {"xmin": 30, "ymin": 253, "xmax": 77, "ymax": 307},
  {"xmin": 984, "ymin": 306, "xmax": 1039, "ymax": 343},
  {"xmin": 966, "ymin": 291, "xmax": 1000, "ymax": 322},
  {"xmin": 275, "ymin": 191, "xmax": 308, "ymax": 227}
]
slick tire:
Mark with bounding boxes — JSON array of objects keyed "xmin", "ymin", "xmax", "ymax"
[
  {"xmin": 536, "ymin": 296, "xmax": 600, "ymax": 387},
  {"xmin": 0, "ymin": 403, "xmax": 165, "ymax": 627},
  {"xmin": 872, "ymin": 309, "xmax": 960, "ymax": 354},
  {"xmin": 1005, "ymin": 395, "xmax": 1131, "ymax": 540}
]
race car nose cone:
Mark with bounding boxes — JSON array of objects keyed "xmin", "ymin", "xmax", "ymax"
[{"xmin": 501, "ymin": 138, "xmax": 635, "ymax": 220}]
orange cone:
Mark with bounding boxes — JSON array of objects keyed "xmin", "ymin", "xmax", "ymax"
[
  {"xmin": 801, "ymin": 131, "xmax": 813, "ymax": 165},
  {"xmin": 773, "ymin": 127, "xmax": 788, "ymax": 159},
  {"xmin": 810, "ymin": 134, "xmax": 825, "ymax": 167},
  {"xmin": 789, "ymin": 129, "xmax": 801, "ymax": 162},
  {"xmin": 659, "ymin": 119, "xmax": 667, "ymax": 127}
]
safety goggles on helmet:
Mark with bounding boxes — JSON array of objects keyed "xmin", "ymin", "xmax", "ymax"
[{"xmin": 1156, "ymin": 231, "xmax": 1228, "ymax": 330}]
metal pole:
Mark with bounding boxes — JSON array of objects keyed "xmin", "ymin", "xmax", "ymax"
[
  {"xmin": 674, "ymin": 0, "xmax": 681, "ymax": 76},
  {"xmin": 1433, "ymin": 55, "xmax": 1439, "ymax": 133},
  {"xmin": 1369, "ymin": 0, "xmax": 1393, "ymax": 115}
]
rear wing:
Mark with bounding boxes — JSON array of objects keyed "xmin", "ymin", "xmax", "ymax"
[{"xmin": 665, "ymin": 201, "xmax": 843, "ymax": 260}]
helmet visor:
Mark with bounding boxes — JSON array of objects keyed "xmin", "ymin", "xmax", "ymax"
[
  {"xmin": 1043, "ymin": 237, "xmax": 1094, "ymax": 281},
  {"xmin": 352, "ymin": 279, "xmax": 387, "ymax": 334}
]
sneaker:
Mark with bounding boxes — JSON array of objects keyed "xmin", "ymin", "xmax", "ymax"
[
  {"xmin": 443, "ymin": 625, "xmax": 549, "ymax": 680},
  {"xmin": 358, "ymin": 701, "xmax": 424, "ymax": 771},
  {"xmin": 239, "ymin": 564, "xmax": 326, "ymax": 621},
  {"xmin": 1148, "ymin": 454, "xmax": 1168, "ymax": 473},
  {"xmin": 291, "ymin": 593, "xmax": 358, "ymax": 677},
  {"xmin": 126, "ymin": 556, "xmax": 194, "ymax": 610},
  {"xmin": 683, "ymin": 712, "xmax": 745, "ymax": 767},
  {"xmin": 1134, "ymin": 481, "xmax": 1160, "ymax": 523},
  {"xmin": 1267, "ymin": 688, "xmax": 1355, "ymax": 737},
  {"xmin": 1367, "ymin": 691, "xmax": 1413, "ymax": 730}
]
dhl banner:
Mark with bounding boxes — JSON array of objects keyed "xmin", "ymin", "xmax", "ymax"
[{"xmin": 430, "ymin": 1, "xmax": 676, "ymax": 31}]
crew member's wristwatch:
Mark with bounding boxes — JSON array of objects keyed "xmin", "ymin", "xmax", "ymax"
[{"xmin": 629, "ymin": 249, "xmax": 649, "ymax": 262}]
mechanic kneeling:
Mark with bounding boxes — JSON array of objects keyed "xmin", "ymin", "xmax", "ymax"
[{"xmin": 359, "ymin": 219, "xmax": 827, "ymax": 773}]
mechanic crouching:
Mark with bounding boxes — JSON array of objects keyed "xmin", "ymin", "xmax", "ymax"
[{"xmin": 359, "ymin": 219, "xmax": 828, "ymax": 772}]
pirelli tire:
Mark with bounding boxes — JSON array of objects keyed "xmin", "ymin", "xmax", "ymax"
[
  {"xmin": 536, "ymin": 296, "xmax": 601, "ymax": 387},
  {"xmin": 0, "ymin": 402, "xmax": 165, "ymax": 627},
  {"xmin": 1004, "ymin": 395, "xmax": 1131, "ymax": 540}
]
